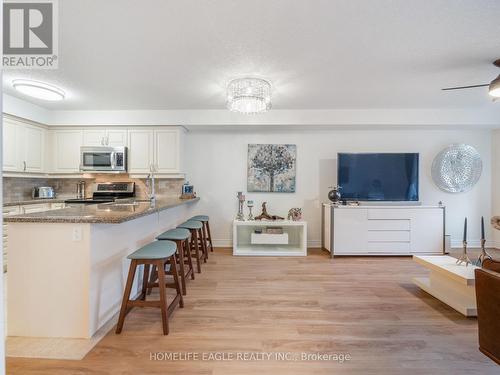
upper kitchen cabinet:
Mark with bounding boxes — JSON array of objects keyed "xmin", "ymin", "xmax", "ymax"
[
  {"xmin": 50, "ymin": 129, "xmax": 83, "ymax": 173},
  {"xmin": 3, "ymin": 118, "xmax": 19, "ymax": 172},
  {"xmin": 83, "ymin": 129, "xmax": 127, "ymax": 147},
  {"xmin": 107, "ymin": 130, "xmax": 128, "ymax": 146},
  {"xmin": 3, "ymin": 117, "xmax": 46, "ymax": 174},
  {"xmin": 3, "ymin": 120, "xmax": 185, "ymax": 176},
  {"xmin": 128, "ymin": 127, "xmax": 184, "ymax": 175},
  {"xmin": 82, "ymin": 129, "xmax": 106, "ymax": 146},
  {"xmin": 23, "ymin": 125, "xmax": 45, "ymax": 172},
  {"xmin": 154, "ymin": 129, "xmax": 181, "ymax": 173},
  {"xmin": 128, "ymin": 129, "xmax": 154, "ymax": 174}
]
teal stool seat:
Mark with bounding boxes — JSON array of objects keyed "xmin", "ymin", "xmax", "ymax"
[
  {"xmin": 177, "ymin": 220, "xmax": 205, "ymax": 273},
  {"xmin": 157, "ymin": 228, "xmax": 191, "ymax": 241},
  {"xmin": 127, "ymin": 240, "xmax": 177, "ymax": 260},
  {"xmin": 190, "ymin": 215, "xmax": 209, "ymax": 222},
  {"xmin": 178, "ymin": 220, "xmax": 203, "ymax": 230},
  {"xmin": 191, "ymin": 215, "xmax": 213, "ymax": 256},
  {"xmin": 117, "ymin": 239, "xmax": 183, "ymax": 335}
]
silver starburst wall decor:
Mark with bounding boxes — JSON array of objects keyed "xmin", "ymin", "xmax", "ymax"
[{"xmin": 431, "ymin": 144, "xmax": 482, "ymax": 193}]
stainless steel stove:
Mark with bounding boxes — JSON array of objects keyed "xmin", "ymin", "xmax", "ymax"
[{"xmin": 65, "ymin": 182, "xmax": 135, "ymax": 205}]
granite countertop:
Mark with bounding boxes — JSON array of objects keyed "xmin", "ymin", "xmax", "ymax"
[
  {"xmin": 4, "ymin": 197, "xmax": 200, "ymax": 224},
  {"xmin": 3, "ymin": 198, "xmax": 67, "ymax": 207}
]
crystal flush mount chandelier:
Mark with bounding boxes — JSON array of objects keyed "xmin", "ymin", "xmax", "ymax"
[{"xmin": 226, "ymin": 77, "xmax": 272, "ymax": 114}]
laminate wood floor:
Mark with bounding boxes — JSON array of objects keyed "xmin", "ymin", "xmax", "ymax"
[{"xmin": 7, "ymin": 249, "xmax": 499, "ymax": 374}]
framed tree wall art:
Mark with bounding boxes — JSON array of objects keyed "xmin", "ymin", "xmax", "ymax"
[{"xmin": 247, "ymin": 144, "xmax": 297, "ymax": 193}]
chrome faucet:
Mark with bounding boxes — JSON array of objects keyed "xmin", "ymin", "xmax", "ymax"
[
  {"xmin": 76, "ymin": 180, "xmax": 86, "ymax": 199},
  {"xmin": 146, "ymin": 165, "xmax": 156, "ymax": 204}
]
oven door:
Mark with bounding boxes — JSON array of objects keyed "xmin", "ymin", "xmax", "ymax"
[{"xmin": 80, "ymin": 147, "xmax": 115, "ymax": 171}]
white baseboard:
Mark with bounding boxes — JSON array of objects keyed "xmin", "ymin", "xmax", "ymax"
[
  {"xmin": 213, "ymin": 239, "xmax": 232, "ymax": 248},
  {"xmin": 450, "ymin": 239, "xmax": 496, "ymax": 249},
  {"xmin": 217, "ymin": 238, "xmax": 497, "ymax": 250},
  {"xmin": 307, "ymin": 240, "xmax": 322, "ymax": 248},
  {"xmin": 492, "ymin": 240, "xmax": 500, "ymax": 250},
  {"xmin": 213, "ymin": 239, "xmax": 323, "ymax": 248}
]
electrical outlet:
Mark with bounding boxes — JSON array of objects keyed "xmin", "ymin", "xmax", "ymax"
[{"xmin": 72, "ymin": 227, "xmax": 82, "ymax": 242}]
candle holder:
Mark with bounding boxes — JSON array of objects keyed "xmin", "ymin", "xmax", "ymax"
[
  {"xmin": 476, "ymin": 238, "xmax": 493, "ymax": 267},
  {"xmin": 456, "ymin": 240, "xmax": 472, "ymax": 267},
  {"xmin": 247, "ymin": 200, "xmax": 254, "ymax": 221},
  {"xmin": 236, "ymin": 192, "xmax": 245, "ymax": 221}
]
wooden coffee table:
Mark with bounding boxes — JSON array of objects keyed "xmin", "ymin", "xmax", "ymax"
[{"xmin": 413, "ymin": 255, "xmax": 478, "ymax": 317}]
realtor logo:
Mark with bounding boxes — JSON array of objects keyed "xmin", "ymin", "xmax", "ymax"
[{"xmin": 3, "ymin": 0, "xmax": 58, "ymax": 69}]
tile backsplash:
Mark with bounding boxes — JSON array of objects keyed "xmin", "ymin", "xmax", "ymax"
[{"xmin": 3, "ymin": 176, "xmax": 185, "ymax": 203}]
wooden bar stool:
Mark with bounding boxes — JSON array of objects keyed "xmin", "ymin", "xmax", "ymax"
[
  {"xmin": 156, "ymin": 228, "xmax": 194, "ymax": 295},
  {"xmin": 191, "ymin": 215, "xmax": 214, "ymax": 254},
  {"xmin": 116, "ymin": 240, "xmax": 183, "ymax": 335},
  {"xmin": 177, "ymin": 220, "xmax": 206, "ymax": 273}
]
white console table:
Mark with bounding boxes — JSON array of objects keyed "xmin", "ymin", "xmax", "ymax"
[
  {"xmin": 233, "ymin": 220, "xmax": 307, "ymax": 256},
  {"xmin": 322, "ymin": 204, "xmax": 445, "ymax": 257}
]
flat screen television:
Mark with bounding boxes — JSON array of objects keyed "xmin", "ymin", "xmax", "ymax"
[{"xmin": 337, "ymin": 153, "xmax": 419, "ymax": 202}]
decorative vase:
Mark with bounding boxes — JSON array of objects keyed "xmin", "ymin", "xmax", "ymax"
[
  {"xmin": 236, "ymin": 192, "xmax": 245, "ymax": 221},
  {"xmin": 328, "ymin": 186, "xmax": 342, "ymax": 203}
]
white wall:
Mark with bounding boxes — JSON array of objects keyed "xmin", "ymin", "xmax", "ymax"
[
  {"xmin": 3, "ymin": 94, "xmax": 51, "ymax": 125},
  {"xmin": 493, "ymin": 130, "xmax": 500, "ymax": 248},
  {"xmin": 185, "ymin": 129, "xmax": 492, "ymax": 248}
]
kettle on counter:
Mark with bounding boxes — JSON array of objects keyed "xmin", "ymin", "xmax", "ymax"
[{"xmin": 32, "ymin": 186, "xmax": 55, "ymax": 199}]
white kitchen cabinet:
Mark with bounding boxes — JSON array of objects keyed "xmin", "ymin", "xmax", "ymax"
[
  {"xmin": 3, "ymin": 205, "xmax": 21, "ymax": 273},
  {"xmin": 107, "ymin": 130, "xmax": 128, "ymax": 146},
  {"xmin": 154, "ymin": 129, "xmax": 180, "ymax": 173},
  {"xmin": 52, "ymin": 130, "xmax": 83, "ymax": 173},
  {"xmin": 3, "ymin": 119, "xmax": 19, "ymax": 172},
  {"xmin": 2, "ymin": 117, "xmax": 46, "ymax": 173},
  {"xmin": 23, "ymin": 125, "xmax": 45, "ymax": 172},
  {"xmin": 83, "ymin": 129, "xmax": 127, "ymax": 147},
  {"xmin": 3, "ymin": 119, "xmax": 185, "ymax": 176},
  {"xmin": 128, "ymin": 128, "xmax": 183, "ymax": 175},
  {"xmin": 82, "ymin": 129, "xmax": 107, "ymax": 146},
  {"xmin": 128, "ymin": 129, "xmax": 154, "ymax": 173}
]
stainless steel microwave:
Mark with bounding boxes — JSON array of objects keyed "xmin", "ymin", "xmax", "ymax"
[{"xmin": 80, "ymin": 146, "xmax": 127, "ymax": 172}]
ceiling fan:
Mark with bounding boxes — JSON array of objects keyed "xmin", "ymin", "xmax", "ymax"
[{"xmin": 441, "ymin": 59, "xmax": 500, "ymax": 98}]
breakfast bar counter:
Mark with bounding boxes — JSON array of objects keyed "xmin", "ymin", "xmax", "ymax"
[
  {"xmin": 4, "ymin": 197, "xmax": 199, "ymax": 223},
  {"xmin": 6, "ymin": 197, "xmax": 199, "ymax": 339}
]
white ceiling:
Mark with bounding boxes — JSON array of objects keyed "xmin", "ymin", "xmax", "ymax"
[{"xmin": 3, "ymin": 0, "xmax": 500, "ymax": 111}]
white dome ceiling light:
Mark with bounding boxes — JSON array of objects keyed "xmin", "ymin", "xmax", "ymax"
[
  {"xmin": 227, "ymin": 77, "xmax": 272, "ymax": 114},
  {"xmin": 12, "ymin": 79, "xmax": 65, "ymax": 101},
  {"xmin": 442, "ymin": 59, "xmax": 500, "ymax": 99}
]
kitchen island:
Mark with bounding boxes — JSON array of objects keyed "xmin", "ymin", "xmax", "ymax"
[{"xmin": 5, "ymin": 197, "xmax": 199, "ymax": 339}]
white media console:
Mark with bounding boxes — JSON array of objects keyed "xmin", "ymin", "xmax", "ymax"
[{"xmin": 322, "ymin": 204, "xmax": 445, "ymax": 257}]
